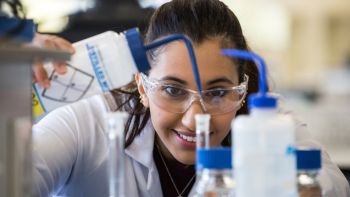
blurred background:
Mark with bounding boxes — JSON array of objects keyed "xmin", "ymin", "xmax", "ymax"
[
  {"xmin": 224, "ymin": 0, "xmax": 350, "ymax": 183},
  {"xmin": 2, "ymin": 0, "xmax": 350, "ymax": 183}
]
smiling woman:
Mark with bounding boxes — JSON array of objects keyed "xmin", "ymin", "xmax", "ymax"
[
  {"xmin": 31, "ymin": 0, "xmax": 350, "ymax": 197},
  {"xmin": 135, "ymin": 40, "xmax": 248, "ymax": 165}
]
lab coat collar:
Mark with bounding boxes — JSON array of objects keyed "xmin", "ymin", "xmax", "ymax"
[
  {"xmin": 125, "ymin": 120, "xmax": 155, "ymax": 169},
  {"xmin": 125, "ymin": 121, "xmax": 163, "ymax": 196}
]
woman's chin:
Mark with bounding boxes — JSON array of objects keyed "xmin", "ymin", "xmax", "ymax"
[{"xmin": 173, "ymin": 151, "xmax": 196, "ymax": 165}]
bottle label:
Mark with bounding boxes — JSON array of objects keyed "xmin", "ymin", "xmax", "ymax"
[
  {"xmin": 32, "ymin": 86, "xmax": 45, "ymax": 116},
  {"xmin": 31, "ymin": 30, "xmax": 147, "ymax": 122},
  {"xmin": 32, "ymin": 32, "xmax": 120, "ymax": 122},
  {"xmin": 32, "ymin": 50, "xmax": 104, "ymax": 122},
  {"xmin": 86, "ymin": 43, "xmax": 111, "ymax": 91},
  {"xmin": 33, "ymin": 60, "xmax": 99, "ymax": 121}
]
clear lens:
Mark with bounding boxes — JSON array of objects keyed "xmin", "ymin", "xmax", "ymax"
[{"xmin": 141, "ymin": 73, "xmax": 248, "ymax": 115}]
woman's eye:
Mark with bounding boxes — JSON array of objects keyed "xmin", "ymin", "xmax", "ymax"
[
  {"xmin": 206, "ymin": 90, "xmax": 227, "ymax": 97},
  {"xmin": 163, "ymin": 86, "xmax": 186, "ymax": 97}
]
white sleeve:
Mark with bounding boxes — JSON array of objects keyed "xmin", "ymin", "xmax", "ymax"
[
  {"xmin": 32, "ymin": 106, "xmax": 79, "ymax": 197},
  {"xmin": 277, "ymin": 95, "xmax": 350, "ymax": 197}
]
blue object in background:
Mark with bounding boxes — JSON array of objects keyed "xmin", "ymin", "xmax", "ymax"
[
  {"xmin": 0, "ymin": 16, "xmax": 35, "ymax": 42},
  {"xmin": 296, "ymin": 148, "xmax": 321, "ymax": 170}
]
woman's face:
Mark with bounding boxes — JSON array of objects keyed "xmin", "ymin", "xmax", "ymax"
[{"xmin": 138, "ymin": 39, "xmax": 240, "ymax": 165}]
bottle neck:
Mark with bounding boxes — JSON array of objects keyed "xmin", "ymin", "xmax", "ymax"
[
  {"xmin": 201, "ymin": 169, "xmax": 233, "ymax": 178},
  {"xmin": 297, "ymin": 169, "xmax": 320, "ymax": 186},
  {"xmin": 250, "ymin": 107, "xmax": 277, "ymax": 116},
  {"xmin": 298, "ymin": 169, "xmax": 319, "ymax": 177}
]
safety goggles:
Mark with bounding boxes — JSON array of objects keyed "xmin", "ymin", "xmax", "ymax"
[{"xmin": 140, "ymin": 73, "xmax": 249, "ymax": 115}]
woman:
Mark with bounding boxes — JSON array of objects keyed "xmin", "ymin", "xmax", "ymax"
[{"xmin": 32, "ymin": 0, "xmax": 350, "ymax": 196}]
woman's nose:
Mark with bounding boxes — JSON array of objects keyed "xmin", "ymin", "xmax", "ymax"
[{"xmin": 181, "ymin": 100, "xmax": 206, "ymax": 130}]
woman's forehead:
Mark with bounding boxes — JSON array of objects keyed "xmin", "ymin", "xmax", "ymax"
[{"xmin": 149, "ymin": 40, "xmax": 239, "ymax": 84}]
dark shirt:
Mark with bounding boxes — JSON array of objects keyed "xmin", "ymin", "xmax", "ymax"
[{"xmin": 153, "ymin": 145, "xmax": 196, "ymax": 197}]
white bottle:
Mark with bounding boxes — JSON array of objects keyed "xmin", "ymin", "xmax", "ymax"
[
  {"xmin": 232, "ymin": 98, "xmax": 297, "ymax": 197},
  {"xmin": 33, "ymin": 28, "xmax": 148, "ymax": 120},
  {"xmin": 221, "ymin": 49, "xmax": 297, "ymax": 197},
  {"xmin": 33, "ymin": 28, "xmax": 201, "ymax": 121}
]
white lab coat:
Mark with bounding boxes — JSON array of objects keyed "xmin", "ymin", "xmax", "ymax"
[{"xmin": 32, "ymin": 93, "xmax": 350, "ymax": 197}]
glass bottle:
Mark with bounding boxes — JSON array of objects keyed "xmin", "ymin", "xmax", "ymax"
[
  {"xmin": 189, "ymin": 148, "xmax": 234, "ymax": 197},
  {"xmin": 296, "ymin": 148, "xmax": 322, "ymax": 197}
]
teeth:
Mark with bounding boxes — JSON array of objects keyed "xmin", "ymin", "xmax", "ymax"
[{"xmin": 178, "ymin": 133, "xmax": 196, "ymax": 142}]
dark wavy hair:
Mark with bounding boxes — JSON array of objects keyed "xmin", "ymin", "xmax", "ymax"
[{"xmin": 111, "ymin": 0, "xmax": 259, "ymax": 148}]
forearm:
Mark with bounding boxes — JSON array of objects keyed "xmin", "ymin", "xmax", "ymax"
[{"xmin": 32, "ymin": 107, "xmax": 78, "ymax": 196}]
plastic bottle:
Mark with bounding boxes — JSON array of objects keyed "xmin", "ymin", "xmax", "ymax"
[
  {"xmin": 33, "ymin": 28, "xmax": 203, "ymax": 121},
  {"xmin": 296, "ymin": 148, "xmax": 322, "ymax": 197},
  {"xmin": 189, "ymin": 148, "xmax": 235, "ymax": 197},
  {"xmin": 105, "ymin": 111, "xmax": 128, "ymax": 197},
  {"xmin": 222, "ymin": 49, "xmax": 297, "ymax": 197}
]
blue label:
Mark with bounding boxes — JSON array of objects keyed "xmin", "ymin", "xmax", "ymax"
[
  {"xmin": 86, "ymin": 43, "xmax": 110, "ymax": 92},
  {"xmin": 286, "ymin": 145, "xmax": 296, "ymax": 155}
]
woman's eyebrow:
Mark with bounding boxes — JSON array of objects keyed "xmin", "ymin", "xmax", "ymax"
[
  {"xmin": 159, "ymin": 76, "xmax": 187, "ymax": 85},
  {"xmin": 158, "ymin": 76, "xmax": 235, "ymax": 86},
  {"xmin": 206, "ymin": 77, "xmax": 234, "ymax": 86}
]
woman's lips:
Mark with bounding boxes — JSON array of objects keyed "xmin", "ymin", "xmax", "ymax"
[
  {"xmin": 172, "ymin": 129, "xmax": 214, "ymax": 149},
  {"xmin": 175, "ymin": 130, "xmax": 196, "ymax": 141},
  {"xmin": 172, "ymin": 129, "xmax": 196, "ymax": 149}
]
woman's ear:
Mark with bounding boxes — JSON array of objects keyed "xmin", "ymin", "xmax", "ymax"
[{"xmin": 135, "ymin": 73, "xmax": 149, "ymax": 108}]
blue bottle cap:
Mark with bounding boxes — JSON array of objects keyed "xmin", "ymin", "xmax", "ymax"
[
  {"xmin": 296, "ymin": 148, "xmax": 321, "ymax": 170},
  {"xmin": 248, "ymin": 93, "xmax": 277, "ymax": 109},
  {"xmin": 124, "ymin": 28, "xmax": 151, "ymax": 73},
  {"xmin": 196, "ymin": 147, "xmax": 232, "ymax": 170}
]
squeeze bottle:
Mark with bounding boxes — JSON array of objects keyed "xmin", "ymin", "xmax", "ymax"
[
  {"xmin": 222, "ymin": 49, "xmax": 297, "ymax": 197},
  {"xmin": 33, "ymin": 28, "xmax": 202, "ymax": 121}
]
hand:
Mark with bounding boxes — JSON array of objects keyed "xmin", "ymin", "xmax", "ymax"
[{"xmin": 30, "ymin": 33, "xmax": 75, "ymax": 88}]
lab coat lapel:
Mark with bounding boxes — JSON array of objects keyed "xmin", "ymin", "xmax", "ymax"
[{"xmin": 125, "ymin": 121, "xmax": 163, "ymax": 197}]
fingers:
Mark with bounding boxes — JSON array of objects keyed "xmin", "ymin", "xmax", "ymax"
[
  {"xmin": 31, "ymin": 33, "xmax": 75, "ymax": 88},
  {"xmin": 33, "ymin": 33, "xmax": 75, "ymax": 54},
  {"xmin": 53, "ymin": 62, "xmax": 68, "ymax": 75},
  {"xmin": 50, "ymin": 35, "xmax": 75, "ymax": 54},
  {"xmin": 33, "ymin": 61, "xmax": 50, "ymax": 88},
  {"xmin": 42, "ymin": 35, "xmax": 73, "ymax": 75}
]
